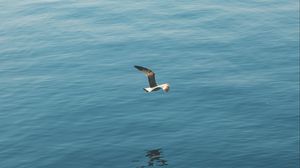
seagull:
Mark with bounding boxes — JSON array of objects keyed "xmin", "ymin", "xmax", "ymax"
[{"xmin": 134, "ymin": 65, "xmax": 170, "ymax": 93}]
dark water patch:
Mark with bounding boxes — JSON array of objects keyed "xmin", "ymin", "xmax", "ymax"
[{"xmin": 133, "ymin": 148, "xmax": 168, "ymax": 167}]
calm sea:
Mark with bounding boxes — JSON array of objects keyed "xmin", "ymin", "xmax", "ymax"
[{"xmin": 0, "ymin": 0, "xmax": 299, "ymax": 168}]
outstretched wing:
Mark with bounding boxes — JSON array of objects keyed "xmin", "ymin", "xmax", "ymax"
[{"xmin": 134, "ymin": 65, "xmax": 157, "ymax": 87}]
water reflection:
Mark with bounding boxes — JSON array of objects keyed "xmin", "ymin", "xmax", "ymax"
[{"xmin": 134, "ymin": 148, "xmax": 168, "ymax": 167}]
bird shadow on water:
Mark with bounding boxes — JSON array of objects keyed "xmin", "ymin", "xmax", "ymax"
[{"xmin": 132, "ymin": 148, "xmax": 168, "ymax": 168}]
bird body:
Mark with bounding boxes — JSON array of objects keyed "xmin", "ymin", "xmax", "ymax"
[
  {"xmin": 143, "ymin": 84, "xmax": 169, "ymax": 92},
  {"xmin": 134, "ymin": 65, "xmax": 170, "ymax": 93}
]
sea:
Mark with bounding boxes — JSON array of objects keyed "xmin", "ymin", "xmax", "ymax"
[{"xmin": 0, "ymin": 0, "xmax": 299, "ymax": 168}]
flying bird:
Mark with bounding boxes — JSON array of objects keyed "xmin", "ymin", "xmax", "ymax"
[{"xmin": 134, "ymin": 65, "xmax": 170, "ymax": 93}]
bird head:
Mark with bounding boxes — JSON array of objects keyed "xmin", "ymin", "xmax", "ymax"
[{"xmin": 162, "ymin": 83, "xmax": 170, "ymax": 92}]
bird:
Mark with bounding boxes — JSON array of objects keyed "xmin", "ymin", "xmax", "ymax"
[{"xmin": 134, "ymin": 65, "xmax": 170, "ymax": 93}]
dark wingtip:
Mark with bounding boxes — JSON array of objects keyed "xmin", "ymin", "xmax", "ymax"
[
  {"xmin": 134, "ymin": 65, "xmax": 143, "ymax": 71},
  {"xmin": 134, "ymin": 65, "xmax": 153, "ymax": 74}
]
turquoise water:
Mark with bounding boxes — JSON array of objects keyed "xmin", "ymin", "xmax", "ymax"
[{"xmin": 0, "ymin": 1, "xmax": 299, "ymax": 168}]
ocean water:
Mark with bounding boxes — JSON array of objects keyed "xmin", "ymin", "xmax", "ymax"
[{"xmin": 0, "ymin": 0, "xmax": 299, "ymax": 168}]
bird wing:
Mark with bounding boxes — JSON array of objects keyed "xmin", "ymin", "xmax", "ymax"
[{"xmin": 134, "ymin": 65, "xmax": 157, "ymax": 87}]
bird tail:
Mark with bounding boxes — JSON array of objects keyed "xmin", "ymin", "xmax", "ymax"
[{"xmin": 143, "ymin": 88, "xmax": 152, "ymax": 92}]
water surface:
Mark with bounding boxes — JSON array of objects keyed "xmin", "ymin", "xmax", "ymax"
[{"xmin": 0, "ymin": 0, "xmax": 299, "ymax": 168}]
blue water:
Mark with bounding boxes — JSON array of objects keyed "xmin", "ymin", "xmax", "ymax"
[{"xmin": 0, "ymin": 1, "xmax": 299, "ymax": 168}]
